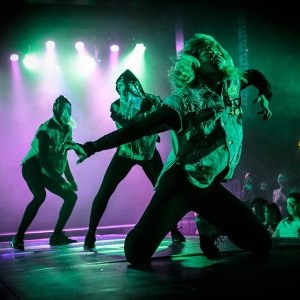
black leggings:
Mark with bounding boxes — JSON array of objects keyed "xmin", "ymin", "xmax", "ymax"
[
  {"xmin": 16, "ymin": 157, "xmax": 77, "ymax": 236},
  {"xmin": 87, "ymin": 149, "xmax": 178, "ymax": 234},
  {"xmin": 124, "ymin": 164, "xmax": 272, "ymax": 264}
]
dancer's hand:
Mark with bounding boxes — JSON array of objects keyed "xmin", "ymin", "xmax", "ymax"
[
  {"xmin": 253, "ymin": 94, "xmax": 272, "ymax": 120},
  {"xmin": 76, "ymin": 155, "xmax": 87, "ymax": 164},
  {"xmin": 74, "ymin": 144, "xmax": 87, "ymax": 158},
  {"xmin": 75, "ymin": 147, "xmax": 88, "ymax": 164},
  {"xmin": 68, "ymin": 179, "xmax": 78, "ymax": 191},
  {"xmin": 65, "ymin": 142, "xmax": 88, "ymax": 164},
  {"xmin": 76, "ymin": 141, "xmax": 95, "ymax": 164},
  {"xmin": 61, "ymin": 181, "xmax": 72, "ymax": 191}
]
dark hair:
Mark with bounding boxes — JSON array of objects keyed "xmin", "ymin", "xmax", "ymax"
[
  {"xmin": 287, "ymin": 192, "xmax": 300, "ymax": 202},
  {"xmin": 286, "ymin": 192, "xmax": 300, "ymax": 222},
  {"xmin": 265, "ymin": 203, "xmax": 282, "ymax": 221},
  {"xmin": 250, "ymin": 197, "xmax": 269, "ymax": 207}
]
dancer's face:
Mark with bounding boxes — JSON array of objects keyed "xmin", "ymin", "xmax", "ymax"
[
  {"xmin": 198, "ymin": 44, "xmax": 226, "ymax": 75},
  {"xmin": 60, "ymin": 103, "xmax": 71, "ymax": 125},
  {"xmin": 117, "ymin": 79, "xmax": 126, "ymax": 95}
]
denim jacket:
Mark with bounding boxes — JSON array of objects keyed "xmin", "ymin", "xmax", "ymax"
[
  {"xmin": 157, "ymin": 79, "xmax": 243, "ymax": 188},
  {"xmin": 22, "ymin": 118, "xmax": 72, "ymax": 176}
]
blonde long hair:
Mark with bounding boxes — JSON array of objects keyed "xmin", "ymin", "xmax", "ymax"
[{"xmin": 169, "ymin": 33, "xmax": 246, "ymax": 90}]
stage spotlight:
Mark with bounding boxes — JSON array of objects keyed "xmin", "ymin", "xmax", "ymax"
[
  {"xmin": 10, "ymin": 54, "xmax": 19, "ymax": 61},
  {"xmin": 45, "ymin": 40, "xmax": 55, "ymax": 49},
  {"xmin": 110, "ymin": 44, "xmax": 119, "ymax": 53},
  {"xmin": 23, "ymin": 54, "xmax": 39, "ymax": 70},
  {"xmin": 121, "ymin": 42, "xmax": 145, "ymax": 76},
  {"xmin": 75, "ymin": 41, "xmax": 85, "ymax": 51},
  {"xmin": 134, "ymin": 43, "xmax": 146, "ymax": 53}
]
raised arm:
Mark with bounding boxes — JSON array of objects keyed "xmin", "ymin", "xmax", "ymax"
[{"xmin": 78, "ymin": 105, "xmax": 180, "ymax": 163}]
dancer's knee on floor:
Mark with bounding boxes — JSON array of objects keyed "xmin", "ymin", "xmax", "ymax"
[{"xmin": 124, "ymin": 230, "xmax": 152, "ymax": 265}]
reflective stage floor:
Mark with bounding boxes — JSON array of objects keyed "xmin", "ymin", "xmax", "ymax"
[{"xmin": 0, "ymin": 234, "xmax": 299, "ymax": 299}]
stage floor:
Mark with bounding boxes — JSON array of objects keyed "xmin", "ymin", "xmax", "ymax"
[{"xmin": 0, "ymin": 234, "xmax": 299, "ymax": 299}]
